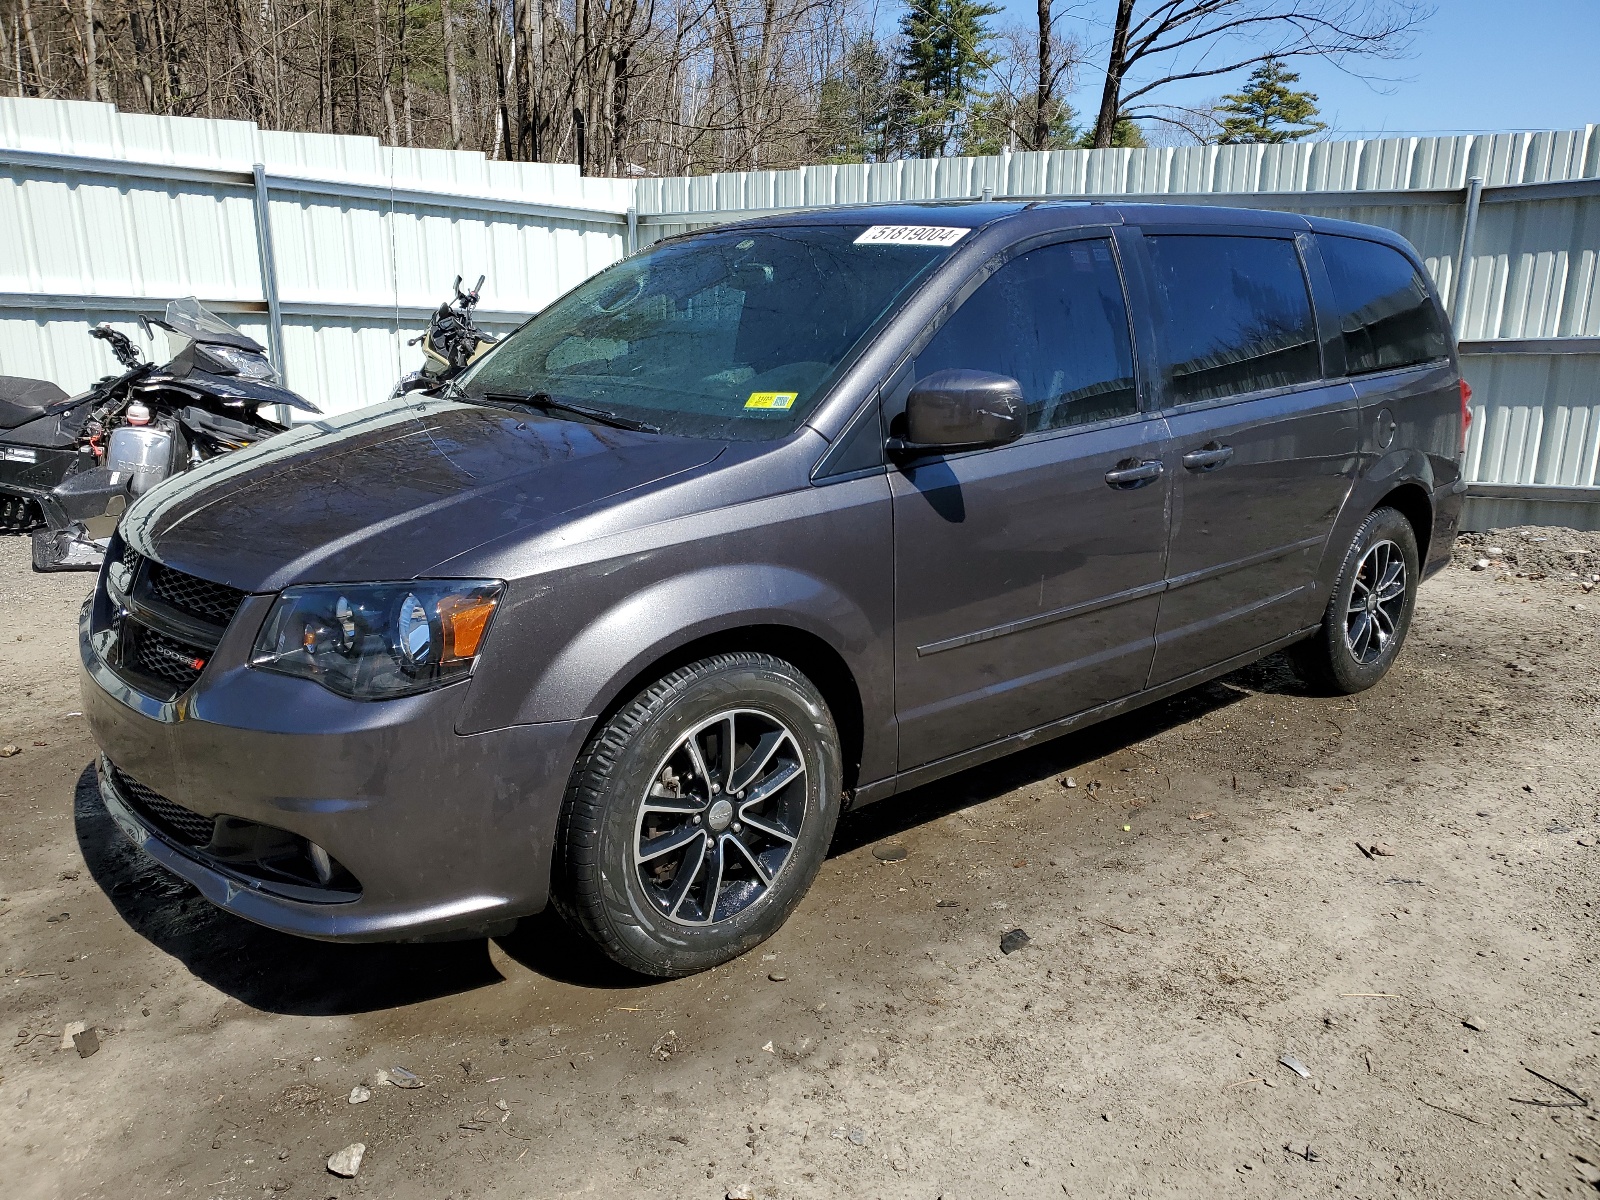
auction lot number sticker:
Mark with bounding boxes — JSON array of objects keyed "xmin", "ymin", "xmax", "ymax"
[{"xmin": 853, "ymin": 226, "xmax": 969, "ymax": 247}]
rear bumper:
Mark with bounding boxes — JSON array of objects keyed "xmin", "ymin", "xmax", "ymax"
[
  {"xmin": 1422, "ymin": 476, "xmax": 1468, "ymax": 581},
  {"xmin": 80, "ymin": 600, "xmax": 593, "ymax": 942}
]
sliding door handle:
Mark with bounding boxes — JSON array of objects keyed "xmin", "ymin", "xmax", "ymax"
[
  {"xmin": 1104, "ymin": 459, "xmax": 1164, "ymax": 489},
  {"xmin": 1182, "ymin": 443, "xmax": 1235, "ymax": 472}
]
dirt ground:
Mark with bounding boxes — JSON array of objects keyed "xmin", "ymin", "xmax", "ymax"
[{"xmin": 2, "ymin": 527, "xmax": 1598, "ymax": 1200}]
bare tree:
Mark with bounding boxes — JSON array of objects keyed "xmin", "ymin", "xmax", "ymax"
[
  {"xmin": 1089, "ymin": 0, "xmax": 1428, "ymax": 149},
  {"xmin": 0, "ymin": 0, "xmax": 988, "ymax": 175}
]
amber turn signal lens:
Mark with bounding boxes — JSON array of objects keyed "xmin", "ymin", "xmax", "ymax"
[{"xmin": 439, "ymin": 593, "xmax": 498, "ymax": 660}]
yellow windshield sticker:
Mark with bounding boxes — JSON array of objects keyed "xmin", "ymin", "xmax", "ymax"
[{"xmin": 745, "ymin": 392, "xmax": 797, "ymax": 410}]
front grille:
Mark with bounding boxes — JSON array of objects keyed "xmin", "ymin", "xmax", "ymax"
[
  {"xmin": 121, "ymin": 621, "xmax": 208, "ymax": 697},
  {"xmin": 98, "ymin": 545, "xmax": 245, "ymax": 701},
  {"xmin": 110, "ymin": 765, "xmax": 216, "ymax": 848},
  {"xmin": 146, "ymin": 561, "xmax": 246, "ymax": 627}
]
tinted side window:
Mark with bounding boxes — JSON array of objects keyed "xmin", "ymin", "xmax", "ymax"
[
  {"xmin": 914, "ymin": 238, "xmax": 1136, "ymax": 432},
  {"xmin": 1146, "ymin": 235, "xmax": 1321, "ymax": 405},
  {"xmin": 1320, "ymin": 235, "xmax": 1451, "ymax": 374}
]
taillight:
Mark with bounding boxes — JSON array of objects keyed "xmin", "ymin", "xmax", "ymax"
[{"xmin": 1458, "ymin": 378, "xmax": 1473, "ymax": 455}]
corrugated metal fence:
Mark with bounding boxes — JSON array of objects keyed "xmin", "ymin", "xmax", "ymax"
[
  {"xmin": 3, "ymin": 97, "xmax": 1598, "ymax": 529},
  {"xmin": 0, "ymin": 98, "xmax": 634, "ymax": 415}
]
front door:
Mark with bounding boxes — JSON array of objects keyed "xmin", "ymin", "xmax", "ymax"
[
  {"xmin": 1136, "ymin": 231, "xmax": 1359, "ymax": 685},
  {"xmin": 890, "ymin": 235, "xmax": 1171, "ymax": 770}
]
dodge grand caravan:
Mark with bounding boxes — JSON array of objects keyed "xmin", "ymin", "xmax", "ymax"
[{"xmin": 81, "ymin": 202, "xmax": 1468, "ymax": 976}]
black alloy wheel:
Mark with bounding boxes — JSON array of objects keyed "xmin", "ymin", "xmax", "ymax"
[
  {"xmin": 633, "ymin": 708, "xmax": 809, "ymax": 926},
  {"xmin": 554, "ymin": 652, "xmax": 841, "ymax": 977},
  {"xmin": 1292, "ymin": 505, "xmax": 1420, "ymax": 695},
  {"xmin": 1343, "ymin": 538, "xmax": 1408, "ymax": 666}
]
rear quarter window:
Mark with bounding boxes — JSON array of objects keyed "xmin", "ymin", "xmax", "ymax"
[
  {"xmin": 1145, "ymin": 234, "xmax": 1322, "ymax": 406},
  {"xmin": 1319, "ymin": 235, "xmax": 1451, "ymax": 375}
]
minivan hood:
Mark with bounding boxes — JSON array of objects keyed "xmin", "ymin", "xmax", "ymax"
[{"xmin": 122, "ymin": 396, "xmax": 725, "ymax": 591}]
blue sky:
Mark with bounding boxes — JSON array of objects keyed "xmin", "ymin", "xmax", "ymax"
[{"xmin": 969, "ymin": 0, "xmax": 1600, "ymax": 137}]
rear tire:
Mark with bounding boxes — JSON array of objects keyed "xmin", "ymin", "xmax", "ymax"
[
  {"xmin": 1291, "ymin": 506, "xmax": 1420, "ymax": 695},
  {"xmin": 553, "ymin": 652, "xmax": 841, "ymax": 978}
]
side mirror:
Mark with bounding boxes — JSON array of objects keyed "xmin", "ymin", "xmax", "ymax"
[{"xmin": 888, "ymin": 369, "xmax": 1025, "ymax": 455}]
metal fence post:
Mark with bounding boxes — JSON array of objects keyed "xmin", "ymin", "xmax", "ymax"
[
  {"xmin": 251, "ymin": 163, "xmax": 288, "ymax": 384},
  {"xmin": 1452, "ymin": 175, "xmax": 1485, "ymax": 335},
  {"xmin": 626, "ymin": 206, "xmax": 638, "ymax": 256}
]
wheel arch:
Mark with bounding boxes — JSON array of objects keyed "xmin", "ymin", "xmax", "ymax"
[
  {"xmin": 1374, "ymin": 480, "xmax": 1435, "ymax": 566},
  {"xmin": 584, "ymin": 624, "xmax": 866, "ymax": 795},
  {"xmin": 507, "ymin": 564, "xmax": 875, "ymax": 793},
  {"xmin": 1314, "ymin": 449, "xmax": 1437, "ymax": 600}
]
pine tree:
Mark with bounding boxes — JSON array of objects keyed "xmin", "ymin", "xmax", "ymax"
[
  {"xmin": 896, "ymin": 0, "xmax": 1002, "ymax": 159},
  {"xmin": 1078, "ymin": 116, "xmax": 1145, "ymax": 149},
  {"xmin": 1215, "ymin": 58, "xmax": 1328, "ymax": 144},
  {"xmin": 964, "ymin": 93, "xmax": 1080, "ymax": 156},
  {"xmin": 818, "ymin": 36, "xmax": 898, "ymax": 163}
]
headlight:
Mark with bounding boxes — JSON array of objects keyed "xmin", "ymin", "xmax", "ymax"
[
  {"xmin": 251, "ymin": 580, "xmax": 503, "ymax": 699},
  {"xmin": 197, "ymin": 343, "xmax": 279, "ymax": 381}
]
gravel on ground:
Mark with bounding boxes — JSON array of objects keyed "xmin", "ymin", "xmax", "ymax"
[{"xmin": 2, "ymin": 528, "xmax": 1598, "ymax": 1199}]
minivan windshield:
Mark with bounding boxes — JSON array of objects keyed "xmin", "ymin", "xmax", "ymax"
[{"xmin": 456, "ymin": 224, "xmax": 962, "ymax": 439}]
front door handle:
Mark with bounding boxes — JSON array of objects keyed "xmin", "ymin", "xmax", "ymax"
[
  {"xmin": 1181, "ymin": 443, "xmax": 1235, "ymax": 472},
  {"xmin": 1104, "ymin": 459, "xmax": 1164, "ymax": 489}
]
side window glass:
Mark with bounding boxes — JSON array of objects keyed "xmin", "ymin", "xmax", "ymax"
[
  {"xmin": 914, "ymin": 239, "xmax": 1137, "ymax": 433},
  {"xmin": 1146, "ymin": 235, "xmax": 1321, "ymax": 406},
  {"xmin": 1321, "ymin": 235, "xmax": 1451, "ymax": 374}
]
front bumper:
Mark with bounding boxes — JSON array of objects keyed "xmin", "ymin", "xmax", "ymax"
[{"xmin": 80, "ymin": 599, "xmax": 593, "ymax": 942}]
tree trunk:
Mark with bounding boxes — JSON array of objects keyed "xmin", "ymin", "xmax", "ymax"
[
  {"xmin": 397, "ymin": 0, "xmax": 412, "ymax": 144},
  {"xmin": 82, "ymin": 0, "xmax": 99, "ymax": 101},
  {"xmin": 19, "ymin": 0, "xmax": 45, "ymax": 95},
  {"xmin": 512, "ymin": 0, "xmax": 531, "ymax": 160},
  {"xmin": 1092, "ymin": 0, "xmax": 1135, "ymax": 149},
  {"xmin": 401, "ymin": 57, "xmax": 413, "ymax": 146},
  {"xmin": 2, "ymin": 15, "xmax": 15, "ymax": 98},
  {"xmin": 267, "ymin": 0, "xmax": 285, "ymax": 127},
  {"xmin": 534, "ymin": 0, "xmax": 553, "ymax": 160},
  {"xmin": 320, "ymin": 0, "xmax": 334, "ymax": 131},
  {"xmin": 516, "ymin": 0, "xmax": 540, "ymax": 161},
  {"xmin": 491, "ymin": 0, "xmax": 512, "ymax": 159},
  {"xmin": 1032, "ymin": 0, "xmax": 1050, "ymax": 150},
  {"xmin": 128, "ymin": 4, "xmax": 156, "ymax": 106},
  {"xmin": 350, "ymin": 5, "xmax": 366, "ymax": 134},
  {"xmin": 373, "ymin": 0, "xmax": 398, "ymax": 145},
  {"xmin": 230, "ymin": 0, "xmax": 266, "ymax": 123},
  {"xmin": 152, "ymin": 0, "xmax": 177, "ymax": 112},
  {"xmin": 441, "ymin": 0, "xmax": 461, "ymax": 148}
]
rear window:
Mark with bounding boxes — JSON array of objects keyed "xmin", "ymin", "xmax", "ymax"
[
  {"xmin": 1319, "ymin": 235, "xmax": 1451, "ymax": 375},
  {"xmin": 1146, "ymin": 235, "xmax": 1322, "ymax": 406}
]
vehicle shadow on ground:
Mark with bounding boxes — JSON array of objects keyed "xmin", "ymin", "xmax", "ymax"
[
  {"xmin": 72, "ymin": 763, "xmax": 506, "ymax": 1016},
  {"xmin": 74, "ymin": 655, "xmax": 1308, "ymax": 1012},
  {"xmin": 830, "ymin": 652, "xmax": 1308, "ymax": 855}
]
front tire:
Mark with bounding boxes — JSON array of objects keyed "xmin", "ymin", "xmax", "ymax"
[
  {"xmin": 1292, "ymin": 506, "xmax": 1420, "ymax": 694},
  {"xmin": 553, "ymin": 652, "xmax": 841, "ymax": 978}
]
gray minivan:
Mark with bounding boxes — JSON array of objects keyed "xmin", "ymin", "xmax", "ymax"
[{"xmin": 81, "ymin": 202, "xmax": 1468, "ymax": 976}]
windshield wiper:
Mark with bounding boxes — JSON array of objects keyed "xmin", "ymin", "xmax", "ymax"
[{"xmin": 479, "ymin": 390, "xmax": 660, "ymax": 434}]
